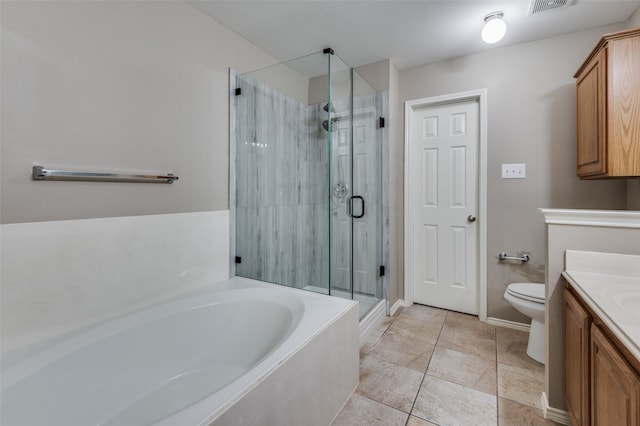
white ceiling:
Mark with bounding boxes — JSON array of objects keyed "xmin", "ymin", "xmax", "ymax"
[{"xmin": 191, "ymin": 0, "xmax": 640, "ymax": 70}]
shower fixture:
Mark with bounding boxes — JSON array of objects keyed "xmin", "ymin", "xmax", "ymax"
[
  {"xmin": 333, "ymin": 181, "xmax": 349, "ymax": 201},
  {"xmin": 322, "ymin": 117, "xmax": 339, "ymax": 132},
  {"xmin": 323, "ymin": 102, "xmax": 335, "ymax": 113}
]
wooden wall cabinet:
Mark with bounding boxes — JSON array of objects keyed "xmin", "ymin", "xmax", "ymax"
[
  {"xmin": 564, "ymin": 287, "xmax": 640, "ymax": 425},
  {"xmin": 574, "ymin": 28, "xmax": 640, "ymax": 178}
]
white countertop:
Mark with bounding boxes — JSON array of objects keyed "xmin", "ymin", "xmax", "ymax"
[{"xmin": 563, "ymin": 250, "xmax": 640, "ymax": 363}]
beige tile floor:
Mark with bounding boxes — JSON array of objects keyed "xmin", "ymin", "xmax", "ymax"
[{"xmin": 331, "ymin": 304, "xmax": 561, "ymax": 426}]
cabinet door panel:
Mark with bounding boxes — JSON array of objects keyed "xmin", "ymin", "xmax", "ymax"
[
  {"xmin": 576, "ymin": 49, "xmax": 607, "ymax": 177},
  {"xmin": 564, "ymin": 289, "xmax": 591, "ymax": 426},
  {"xmin": 608, "ymin": 36, "xmax": 640, "ymax": 176},
  {"xmin": 591, "ymin": 324, "xmax": 640, "ymax": 426}
]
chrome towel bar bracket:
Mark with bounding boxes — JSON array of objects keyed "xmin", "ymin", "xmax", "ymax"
[
  {"xmin": 32, "ymin": 166, "xmax": 178, "ymax": 184},
  {"xmin": 498, "ymin": 252, "xmax": 530, "ymax": 262}
]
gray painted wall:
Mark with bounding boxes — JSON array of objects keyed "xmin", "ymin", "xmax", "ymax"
[
  {"xmin": 355, "ymin": 60, "xmax": 391, "ymax": 92},
  {"xmin": 629, "ymin": 5, "xmax": 640, "ymax": 27},
  {"xmin": 398, "ymin": 23, "xmax": 629, "ymax": 321},
  {"xmin": 629, "ymin": 180, "xmax": 640, "ymax": 210},
  {"xmin": 1, "ymin": 1, "xmax": 279, "ymax": 224},
  {"xmin": 388, "ymin": 62, "xmax": 403, "ymax": 309}
]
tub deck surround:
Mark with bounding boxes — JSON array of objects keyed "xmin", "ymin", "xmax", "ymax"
[
  {"xmin": 563, "ymin": 250, "xmax": 640, "ymax": 362},
  {"xmin": 0, "ymin": 211, "xmax": 230, "ymax": 362},
  {"xmin": 1, "ymin": 277, "xmax": 359, "ymax": 426}
]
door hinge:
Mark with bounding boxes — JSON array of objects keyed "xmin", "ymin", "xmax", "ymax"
[
  {"xmin": 379, "ymin": 117, "xmax": 385, "ymax": 128},
  {"xmin": 379, "ymin": 265, "xmax": 386, "ymax": 277},
  {"xmin": 235, "ymin": 88, "xmax": 242, "ymax": 96},
  {"xmin": 235, "ymin": 256, "xmax": 242, "ymax": 264}
]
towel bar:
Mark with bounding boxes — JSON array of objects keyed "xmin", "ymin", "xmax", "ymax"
[{"xmin": 32, "ymin": 166, "xmax": 178, "ymax": 184}]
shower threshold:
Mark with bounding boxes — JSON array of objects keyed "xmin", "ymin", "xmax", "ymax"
[
  {"xmin": 301, "ymin": 285, "xmax": 381, "ymax": 319},
  {"xmin": 301, "ymin": 285, "xmax": 386, "ymax": 345}
]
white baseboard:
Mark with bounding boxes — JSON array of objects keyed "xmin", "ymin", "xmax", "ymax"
[
  {"xmin": 486, "ymin": 317, "xmax": 530, "ymax": 332},
  {"xmin": 389, "ymin": 299, "xmax": 405, "ymax": 316},
  {"xmin": 359, "ymin": 300, "xmax": 386, "ymax": 343},
  {"xmin": 541, "ymin": 392, "xmax": 571, "ymax": 425}
]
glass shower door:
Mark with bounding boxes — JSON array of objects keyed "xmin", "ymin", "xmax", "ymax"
[
  {"xmin": 328, "ymin": 57, "xmax": 383, "ymax": 317},
  {"xmin": 326, "ymin": 54, "xmax": 353, "ymax": 299},
  {"xmin": 351, "ymin": 70, "xmax": 383, "ymax": 315}
]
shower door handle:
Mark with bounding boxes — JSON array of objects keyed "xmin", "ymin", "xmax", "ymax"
[{"xmin": 348, "ymin": 196, "xmax": 365, "ymax": 219}]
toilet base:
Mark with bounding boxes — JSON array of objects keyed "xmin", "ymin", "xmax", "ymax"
[{"xmin": 526, "ymin": 318, "xmax": 545, "ymax": 364}]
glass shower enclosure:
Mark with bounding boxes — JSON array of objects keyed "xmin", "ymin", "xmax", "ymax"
[{"xmin": 233, "ymin": 49, "xmax": 384, "ymax": 318}]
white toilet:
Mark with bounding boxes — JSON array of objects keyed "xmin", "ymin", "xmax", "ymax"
[{"xmin": 503, "ymin": 283, "xmax": 545, "ymax": 364}]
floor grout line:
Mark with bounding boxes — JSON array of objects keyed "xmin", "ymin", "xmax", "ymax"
[
  {"xmin": 352, "ymin": 392, "xmax": 411, "ymax": 416},
  {"xmin": 404, "ymin": 309, "xmax": 449, "ymax": 425}
]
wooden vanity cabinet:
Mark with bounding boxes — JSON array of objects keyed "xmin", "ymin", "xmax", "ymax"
[
  {"xmin": 564, "ymin": 287, "xmax": 640, "ymax": 425},
  {"xmin": 574, "ymin": 28, "xmax": 640, "ymax": 178}
]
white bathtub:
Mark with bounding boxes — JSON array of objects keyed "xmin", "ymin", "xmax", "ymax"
[{"xmin": 0, "ymin": 277, "xmax": 359, "ymax": 425}]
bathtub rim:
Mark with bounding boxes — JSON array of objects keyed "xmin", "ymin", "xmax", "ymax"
[
  {"xmin": 170, "ymin": 278, "xmax": 358, "ymax": 426},
  {"xmin": 1, "ymin": 285, "xmax": 306, "ymax": 390},
  {"xmin": 1, "ymin": 277, "xmax": 358, "ymax": 426}
]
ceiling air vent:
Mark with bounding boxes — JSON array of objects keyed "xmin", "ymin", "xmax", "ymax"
[{"xmin": 528, "ymin": 0, "xmax": 574, "ymax": 15}]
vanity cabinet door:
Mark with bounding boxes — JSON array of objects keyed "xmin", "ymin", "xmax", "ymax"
[
  {"xmin": 591, "ymin": 324, "xmax": 640, "ymax": 426},
  {"xmin": 564, "ymin": 288, "xmax": 591, "ymax": 426}
]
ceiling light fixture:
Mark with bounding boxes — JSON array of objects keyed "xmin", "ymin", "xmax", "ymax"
[{"xmin": 481, "ymin": 11, "xmax": 507, "ymax": 44}]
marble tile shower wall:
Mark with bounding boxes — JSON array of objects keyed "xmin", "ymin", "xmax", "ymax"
[{"xmin": 235, "ymin": 76, "xmax": 329, "ymax": 289}]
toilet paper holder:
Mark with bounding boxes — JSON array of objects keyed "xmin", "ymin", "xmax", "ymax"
[{"xmin": 498, "ymin": 252, "xmax": 530, "ymax": 262}]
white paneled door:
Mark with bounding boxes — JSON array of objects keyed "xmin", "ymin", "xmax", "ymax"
[{"xmin": 409, "ymin": 99, "xmax": 478, "ymax": 314}]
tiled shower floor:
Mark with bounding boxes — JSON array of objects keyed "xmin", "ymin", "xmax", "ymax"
[{"xmin": 331, "ymin": 304, "xmax": 561, "ymax": 426}]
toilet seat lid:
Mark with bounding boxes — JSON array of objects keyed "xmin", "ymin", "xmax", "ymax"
[{"xmin": 506, "ymin": 283, "xmax": 545, "ymax": 303}]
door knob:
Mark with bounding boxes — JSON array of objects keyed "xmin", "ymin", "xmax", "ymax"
[{"xmin": 467, "ymin": 215, "xmax": 477, "ymax": 223}]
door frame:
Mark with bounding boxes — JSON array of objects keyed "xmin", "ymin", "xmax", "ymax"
[{"xmin": 403, "ymin": 89, "xmax": 488, "ymax": 321}]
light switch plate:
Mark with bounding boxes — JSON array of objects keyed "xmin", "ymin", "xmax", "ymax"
[{"xmin": 502, "ymin": 163, "xmax": 526, "ymax": 179}]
